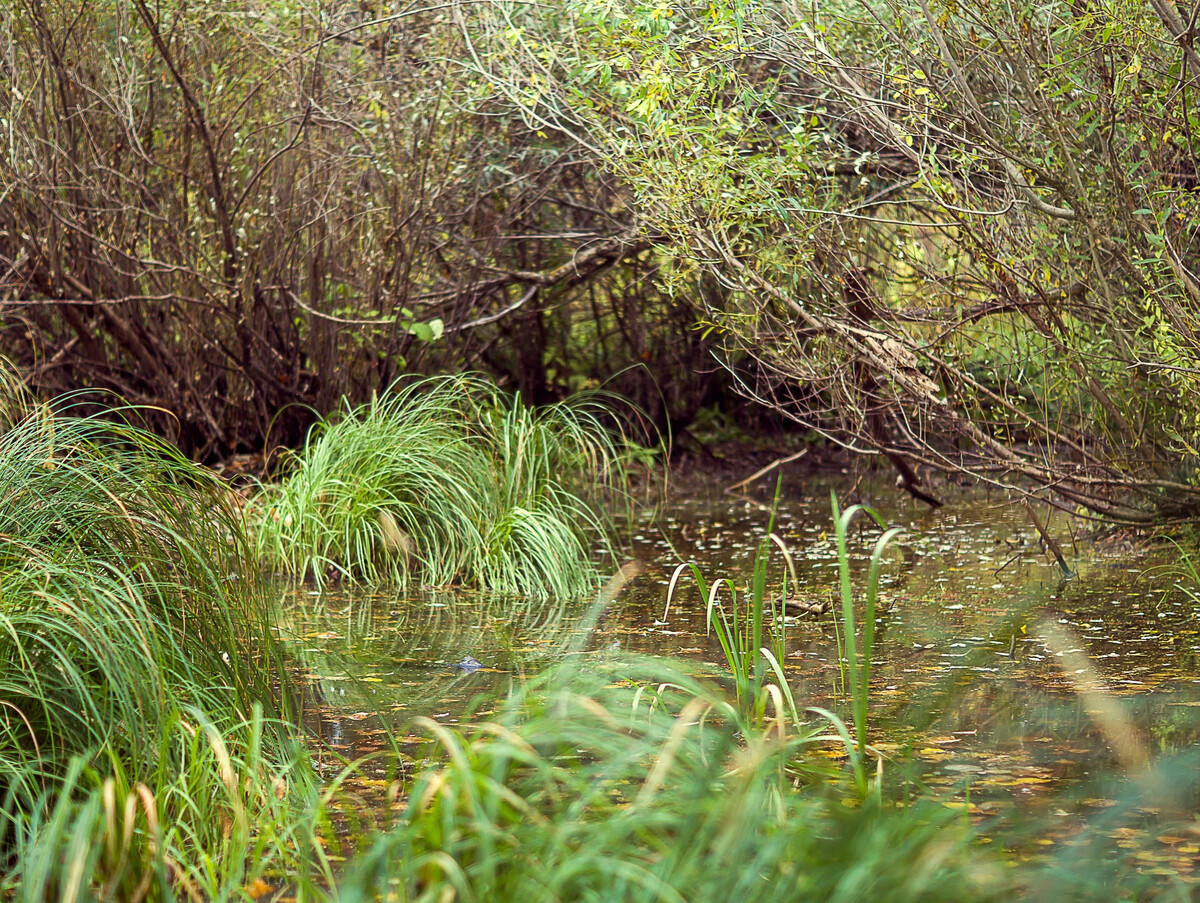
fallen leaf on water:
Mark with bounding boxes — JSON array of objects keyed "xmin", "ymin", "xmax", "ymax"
[
  {"xmin": 246, "ymin": 879, "xmax": 273, "ymax": 900},
  {"xmin": 1133, "ymin": 850, "xmax": 1171, "ymax": 863},
  {"xmin": 982, "ymin": 776, "xmax": 1054, "ymax": 787},
  {"xmin": 916, "ymin": 747, "xmax": 953, "ymax": 759}
]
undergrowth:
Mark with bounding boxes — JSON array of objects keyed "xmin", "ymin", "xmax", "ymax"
[
  {"xmin": 0, "ymin": 365, "xmax": 305, "ymax": 899},
  {"xmin": 337, "ymin": 657, "xmax": 998, "ymax": 903},
  {"xmin": 2, "ymin": 364, "xmax": 1194, "ymax": 902},
  {"xmin": 252, "ymin": 375, "xmax": 640, "ymax": 599}
]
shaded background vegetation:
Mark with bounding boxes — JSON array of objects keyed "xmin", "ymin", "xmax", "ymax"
[
  {"xmin": 8, "ymin": 0, "xmax": 1200, "ymax": 523},
  {"xmin": 468, "ymin": 0, "xmax": 1200, "ymax": 521},
  {"xmin": 0, "ymin": 0, "xmax": 738, "ymax": 458}
]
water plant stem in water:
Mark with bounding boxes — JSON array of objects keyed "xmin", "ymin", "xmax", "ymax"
[{"xmin": 831, "ymin": 492, "xmax": 904, "ymax": 757}]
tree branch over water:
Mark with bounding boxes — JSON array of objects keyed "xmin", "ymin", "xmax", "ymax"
[{"xmin": 452, "ymin": 0, "xmax": 1200, "ymax": 521}]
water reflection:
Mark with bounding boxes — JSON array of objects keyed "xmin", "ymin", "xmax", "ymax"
[{"xmin": 279, "ymin": 475, "xmax": 1200, "ymax": 813}]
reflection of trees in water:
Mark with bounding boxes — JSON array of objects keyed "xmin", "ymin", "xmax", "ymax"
[
  {"xmin": 278, "ymin": 586, "xmax": 592, "ymax": 758},
  {"xmin": 278, "ymin": 585, "xmax": 584, "ymax": 699},
  {"xmin": 321, "ymin": 588, "xmax": 578, "ymax": 661}
]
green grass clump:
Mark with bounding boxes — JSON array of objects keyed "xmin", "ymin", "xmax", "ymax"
[
  {"xmin": 337, "ymin": 657, "xmax": 998, "ymax": 903},
  {"xmin": 0, "ymin": 407, "xmax": 285, "ymax": 778},
  {"xmin": 0, "ymin": 377, "xmax": 303, "ymax": 897},
  {"xmin": 253, "ymin": 375, "xmax": 636, "ymax": 599},
  {"xmin": 1, "ymin": 708, "xmax": 320, "ymax": 903}
]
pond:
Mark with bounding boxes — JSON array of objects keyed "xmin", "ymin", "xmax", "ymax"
[{"xmin": 278, "ymin": 473, "xmax": 1200, "ymax": 873}]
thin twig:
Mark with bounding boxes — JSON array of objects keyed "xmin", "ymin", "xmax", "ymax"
[{"xmin": 724, "ymin": 449, "xmax": 808, "ymax": 494}]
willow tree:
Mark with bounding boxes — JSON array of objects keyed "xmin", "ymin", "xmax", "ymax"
[
  {"xmin": 1, "ymin": 0, "xmax": 713, "ymax": 455},
  {"xmin": 461, "ymin": 0, "xmax": 1200, "ymax": 522}
]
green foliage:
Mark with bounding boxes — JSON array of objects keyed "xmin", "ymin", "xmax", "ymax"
[
  {"xmin": 670, "ymin": 495, "xmax": 796, "ymax": 728},
  {"xmin": 671, "ymin": 495, "xmax": 903, "ymax": 795},
  {"xmin": 830, "ymin": 494, "xmax": 904, "ymax": 762},
  {"xmin": 253, "ymin": 374, "xmax": 636, "ymax": 599},
  {"xmin": 0, "ymin": 404, "xmax": 285, "ymax": 778},
  {"xmin": 337, "ymin": 658, "xmax": 996, "ymax": 903},
  {"xmin": 464, "ymin": 0, "xmax": 1200, "ymax": 520},
  {"xmin": 1, "ymin": 709, "xmax": 321, "ymax": 903},
  {"xmin": 0, "ymin": 391, "xmax": 305, "ymax": 899}
]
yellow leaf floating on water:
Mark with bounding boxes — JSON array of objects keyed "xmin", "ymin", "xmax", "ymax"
[
  {"xmin": 246, "ymin": 879, "xmax": 273, "ymax": 900},
  {"xmin": 810, "ymin": 748, "xmax": 848, "ymax": 759},
  {"xmin": 1134, "ymin": 850, "xmax": 1171, "ymax": 863},
  {"xmin": 917, "ymin": 747, "xmax": 953, "ymax": 759},
  {"xmin": 984, "ymin": 776, "xmax": 1055, "ymax": 787}
]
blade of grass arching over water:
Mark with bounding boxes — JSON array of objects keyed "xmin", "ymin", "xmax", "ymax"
[
  {"xmin": 830, "ymin": 492, "xmax": 891, "ymax": 755},
  {"xmin": 832, "ymin": 495, "xmax": 859, "ymax": 742},
  {"xmin": 859, "ymin": 525, "xmax": 904, "ymax": 755},
  {"xmin": 751, "ymin": 537, "xmax": 767, "ymax": 691},
  {"xmin": 749, "ymin": 477, "xmax": 784, "ymax": 691},
  {"xmin": 805, "ymin": 706, "xmax": 868, "ymax": 798},
  {"xmin": 703, "ymin": 576, "xmax": 744, "ymax": 691}
]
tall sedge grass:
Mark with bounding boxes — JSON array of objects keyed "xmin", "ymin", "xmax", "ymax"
[
  {"xmin": 337, "ymin": 655, "xmax": 997, "ymax": 903},
  {"xmin": 1, "ymin": 708, "xmax": 322, "ymax": 903},
  {"xmin": 830, "ymin": 494, "xmax": 903, "ymax": 759},
  {"xmin": 671, "ymin": 539, "xmax": 798, "ymax": 730},
  {"xmin": 253, "ymin": 375, "xmax": 638, "ymax": 599},
  {"xmin": 0, "ymin": 407, "xmax": 287, "ymax": 777},
  {"xmin": 664, "ymin": 495, "xmax": 902, "ymax": 794},
  {"xmin": 662, "ymin": 481, "xmax": 793, "ymax": 728},
  {"xmin": 0, "ymin": 377, "xmax": 305, "ymax": 898}
]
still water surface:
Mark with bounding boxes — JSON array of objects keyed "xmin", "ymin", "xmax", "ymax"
[{"xmin": 279, "ymin": 475, "xmax": 1200, "ymax": 859}]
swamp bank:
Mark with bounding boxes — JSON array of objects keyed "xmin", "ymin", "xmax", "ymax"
[{"xmin": 3, "ymin": 367, "xmax": 1200, "ymax": 901}]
